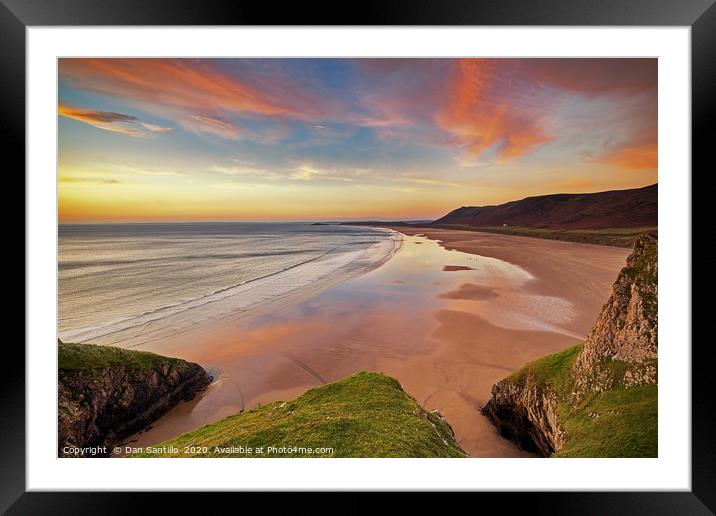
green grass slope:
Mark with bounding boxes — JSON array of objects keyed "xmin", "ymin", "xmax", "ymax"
[
  {"xmin": 133, "ymin": 372, "xmax": 467, "ymax": 458},
  {"xmin": 59, "ymin": 341, "xmax": 182, "ymax": 376},
  {"xmin": 431, "ymin": 224, "xmax": 656, "ymax": 248},
  {"xmin": 508, "ymin": 344, "xmax": 657, "ymax": 457}
]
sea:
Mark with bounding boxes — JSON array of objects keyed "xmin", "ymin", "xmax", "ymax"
[{"xmin": 58, "ymin": 222, "xmax": 401, "ymax": 346}]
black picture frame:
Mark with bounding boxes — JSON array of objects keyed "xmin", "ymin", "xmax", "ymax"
[{"xmin": 6, "ymin": 0, "xmax": 710, "ymax": 511}]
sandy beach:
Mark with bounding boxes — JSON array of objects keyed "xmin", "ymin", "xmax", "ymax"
[{"xmin": 120, "ymin": 228, "xmax": 629, "ymax": 457}]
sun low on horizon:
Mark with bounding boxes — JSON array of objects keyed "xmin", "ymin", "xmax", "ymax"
[{"xmin": 58, "ymin": 58, "xmax": 658, "ymax": 223}]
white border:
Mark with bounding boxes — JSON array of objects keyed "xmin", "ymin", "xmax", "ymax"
[{"xmin": 27, "ymin": 27, "xmax": 691, "ymax": 491}]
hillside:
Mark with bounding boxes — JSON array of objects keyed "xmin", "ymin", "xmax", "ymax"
[
  {"xmin": 58, "ymin": 342, "xmax": 212, "ymax": 457},
  {"xmin": 481, "ymin": 232, "xmax": 658, "ymax": 457},
  {"xmin": 133, "ymin": 371, "xmax": 467, "ymax": 458},
  {"xmin": 433, "ymin": 184, "xmax": 657, "ymax": 232}
]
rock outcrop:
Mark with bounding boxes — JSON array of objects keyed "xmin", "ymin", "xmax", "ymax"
[
  {"xmin": 480, "ymin": 373, "xmax": 566, "ymax": 456},
  {"xmin": 58, "ymin": 343, "xmax": 212, "ymax": 457},
  {"xmin": 572, "ymin": 232, "xmax": 658, "ymax": 397},
  {"xmin": 481, "ymin": 233, "xmax": 658, "ymax": 456}
]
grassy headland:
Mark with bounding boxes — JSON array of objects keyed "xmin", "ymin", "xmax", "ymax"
[
  {"xmin": 58, "ymin": 342, "xmax": 211, "ymax": 457},
  {"xmin": 133, "ymin": 371, "xmax": 467, "ymax": 458},
  {"xmin": 505, "ymin": 344, "xmax": 657, "ymax": 457},
  {"xmin": 59, "ymin": 341, "xmax": 182, "ymax": 377}
]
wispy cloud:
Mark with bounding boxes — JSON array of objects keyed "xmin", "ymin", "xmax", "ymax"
[
  {"xmin": 289, "ymin": 164, "xmax": 354, "ymax": 182},
  {"xmin": 401, "ymin": 177, "xmax": 462, "ymax": 187},
  {"xmin": 435, "ymin": 60, "xmax": 553, "ymax": 162},
  {"xmin": 59, "ymin": 176, "xmax": 123, "ymax": 184},
  {"xmin": 59, "ymin": 58, "xmax": 657, "ymax": 171},
  {"xmin": 58, "ymin": 59, "xmax": 342, "ymax": 143},
  {"xmin": 91, "ymin": 163, "xmax": 187, "ymax": 177},
  {"xmin": 208, "ymin": 162, "xmax": 359, "ymax": 184},
  {"xmin": 208, "ymin": 165, "xmax": 269, "ymax": 177},
  {"xmin": 59, "ymin": 104, "xmax": 172, "ymax": 137},
  {"xmin": 181, "ymin": 115, "xmax": 243, "ymax": 140},
  {"xmin": 60, "ymin": 59, "xmax": 304, "ymax": 117},
  {"xmin": 58, "ymin": 58, "xmax": 659, "ymax": 223},
  {"xmin": 351, "ymin": 58, "xmax": 657, "ymax": 169},
  {"xmin": 140, "ymin": 122, "xmax": 173, "ymax": 134},
  {"xmin": 593, "ymin": 143, "xmax": 657, "ymax": 170}
]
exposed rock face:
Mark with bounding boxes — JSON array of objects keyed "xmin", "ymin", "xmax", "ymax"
[
  {"xmin": 481, "ymin": 374, "xmax": 566, "ymax": 456},
  {"xmin": 59, "ymin": 358, "xmax": 211, "ymax": 457},
  {"xmin": 481, "ymin": 233, "xmax": 658, "ymax": 456},
  {"xmin": 572, "ymin": 232, "xmax": 658, "ymax": 397}
]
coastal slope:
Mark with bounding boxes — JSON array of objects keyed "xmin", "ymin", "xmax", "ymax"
[
  {"xmin": 481, "ymin": 232, "xmax": 658, "ymax": 457},
  {"xmin": 58, "ymin": 342, "xmax": 212, "ymax": 457},
  {"xmin": 434, "ymin": 184, "xmax": 657, "ymax": 230},
  {"xmin": 133, "ymin": 372, "xmax": 467, "ymax": 458},
  {"xmin": 432, "ymin": 184, "xmax": 657, "ymax": 247}
]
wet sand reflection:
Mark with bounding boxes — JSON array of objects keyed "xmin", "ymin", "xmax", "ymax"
[{"xmin": 123, "ymin": 230, "xmax": 628, "ymax": 457}]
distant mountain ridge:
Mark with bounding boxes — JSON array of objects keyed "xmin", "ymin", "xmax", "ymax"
[{"xmin": 433, "ymin": 184, "xmax": 657, "ymax": 230}]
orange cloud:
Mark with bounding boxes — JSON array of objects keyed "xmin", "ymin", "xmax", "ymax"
[
  {"xmin": 436, "ymin": 59, "xmax": 553, "ymax": 161},
  {"xmin": 59, "ymin": 59, "xmax": 318, "ymax": 122},
  {"xmin": 597, "ymin": 143, "xmax": 657, "ymax": 170},
  {"xmin": 58, "ymin": 104, "xmax": 172, "ymax": 137},
  {"xmin": 59, "ymin": 104, "xmax": 139, "ymax": 136},
  {"xmin": 522, "ymin": 59, "xmax": 657, "ymax": 171}
]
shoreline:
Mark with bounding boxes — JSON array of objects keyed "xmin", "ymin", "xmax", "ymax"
[
  {"xmin": 429, "ymin": 224, "xmax": 654, "ymax": 248},
  {"xmin": 62, "ymin": 227, "xmax": 403, "ymax": 349},
  {"xmin": 114, "ymin": 227, "xmax": 629, "ymax": 457},
  {"xmin": 341, "ymin": 222, "xmax": 653, "ymax": 248}
]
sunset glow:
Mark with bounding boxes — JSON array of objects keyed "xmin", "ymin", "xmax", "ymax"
[{"xmin": 58, "ymin": 58, "xmax": 657, "ymax": 222}]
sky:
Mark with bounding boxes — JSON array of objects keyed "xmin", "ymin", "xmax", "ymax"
[{"xmin": 58, "ymin": 58, "xmax": 657, "ymax": 223}]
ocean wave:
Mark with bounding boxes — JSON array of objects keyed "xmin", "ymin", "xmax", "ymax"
[
  {"xmin": 60, "ymin": 228, "xmax": 402, "ymax": 347},
  {"xmin": 59, "ymin": 248, "xmax": 322, "ymax": 271}
]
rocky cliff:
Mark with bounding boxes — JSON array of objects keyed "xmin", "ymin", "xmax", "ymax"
[
  {"xmin": 482, "ymin": 233, "xmax": 658, "ymax": 457},
  {"xmin": 572, "ymin": 232, "xmax": 658, "ymax": 397},
  {"xmin": 58, "ymin": 342, "xmax": 212, "ymax": 457},
  {"xmin": 480, "ymin": 372, "xmax": 566, "ymax": 456}
]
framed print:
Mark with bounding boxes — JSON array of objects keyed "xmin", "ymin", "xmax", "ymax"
[{"xmin": 6, "ymin": 0, "xmax": 711, "ymax": 511}]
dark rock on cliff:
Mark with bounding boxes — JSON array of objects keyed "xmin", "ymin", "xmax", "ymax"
[
  {"xmin": 58, "ymin": 342, "xmax": 212, "ymax": 457},
  {"xmin": 481, "ymin": 373, "xmax": 566, "ymax": 456},
  {"xmin": 481, "ymin": 345, "xmax": 577, "ymax": 457},
  {"xmin": 482, "ymin": 233, "xmax": 658, "ymax": 457}
]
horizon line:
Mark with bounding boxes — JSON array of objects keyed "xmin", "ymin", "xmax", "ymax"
[{"xmin": 58, "ymin": 218, "xmax": 434, "ymax": 225}]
